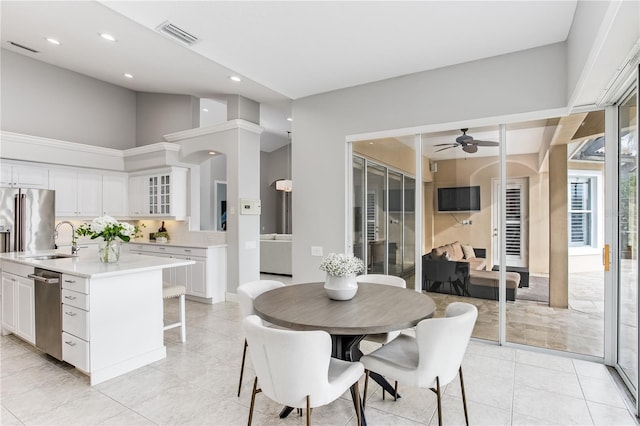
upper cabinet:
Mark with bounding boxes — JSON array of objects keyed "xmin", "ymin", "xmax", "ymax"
[
  {"xmin": 51, "ymin": 169, "xmax": 102, "ymax": 218},
  {"xmin": 0, "ymin": 162, "xmax": 49, "ymax": 189},
  {"xmin": 1, "ymin": 158, "xmax": 187, "ymax": 221},
  {"xmin": 102, "ymin": 173, "xmax": 129, "ymax": 218},
  {"xmin": 129, "ymin": 167, "xmax": 188, "ymax": 220}
]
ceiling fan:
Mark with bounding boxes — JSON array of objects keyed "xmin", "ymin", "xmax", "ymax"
[{"xmin": 435, "ymin": 129, "xmax": 499, "ymax": 153}]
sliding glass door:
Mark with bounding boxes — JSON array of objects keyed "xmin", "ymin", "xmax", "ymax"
[
  {"xmin": 617, "ymin": 85, "xmax": 638, "ymax": 401},
  {"xmin": 351, "ymin": 151, "xmax": 416, "ymax": 281}
]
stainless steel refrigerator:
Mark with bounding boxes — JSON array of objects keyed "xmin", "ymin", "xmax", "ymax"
[{"xmin": 0, "ymin": 188, "xmax": 55, "ymax": 252}]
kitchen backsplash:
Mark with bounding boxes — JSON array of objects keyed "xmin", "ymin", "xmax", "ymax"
[{"xmin": 54, "ymin": 219, "xmax": 226, "ymax": 246}]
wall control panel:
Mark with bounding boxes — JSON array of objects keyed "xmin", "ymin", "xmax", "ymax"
[{"xmin": 239, "ymin": 199, "xmax": 261, "ymax": 215}]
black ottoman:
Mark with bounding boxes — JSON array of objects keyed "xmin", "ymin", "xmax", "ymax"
[{"xmin": 491, "ymin": 265, "xmax": 529, "ymax": 288}]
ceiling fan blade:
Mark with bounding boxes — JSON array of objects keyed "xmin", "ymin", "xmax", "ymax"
[
  {"xmin": 434, "ymin": 143, "xmax": 457, "ymax": 147},
  {"xmin": 474, "ymin": 140, "xmax": 499, "ymax": 147},
  {"xmin": 463, "ymin": 145, "xmax": 478, "ymax": 153},
  {"xmin": 436, "ymin": 146, "xmax": 455, "ymax": 152},
  {"xmin": 456, "ymin": 135, "xmax": 473, "ymax": 144}
]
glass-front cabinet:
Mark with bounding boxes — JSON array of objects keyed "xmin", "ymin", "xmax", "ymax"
[{"xmin": 129, "ymin": 167, "xmax": 188, "ymax": 219}]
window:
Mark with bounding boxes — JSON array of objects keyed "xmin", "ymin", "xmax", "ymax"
[{"xmin": 568, "ymin": 175, "xmax": 596, "ymax": 247}]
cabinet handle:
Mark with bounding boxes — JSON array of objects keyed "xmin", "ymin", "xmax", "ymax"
[
  {"xmin": 64, "ymin": 280, "xmax": 77, "ymax": 283},
  {"xmin": 64, "ymin": 295, "xmax": 77, "ymax": 300},
  {"xmin": 184, "ymin": 249, "xmax": 191, "ymax": 253},
  {"xmin": 65, "ymin": 311, "xmax": 77, "ymax": 317},
  {"xmin": 158, "ymin": 247, "xmax": 166, "ymax": 250},
  {"xmin": 64, "ymin": 340, "xmax": 76, "ymax": 347}
]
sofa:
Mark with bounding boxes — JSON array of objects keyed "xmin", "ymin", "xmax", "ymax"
[
  {"xmin": 422, "ymin": 241, "xmax": 519, "ymax": 301},
  {"xmin": 260, "ymin": 234, "xmax": 292, "ymax": 275}
]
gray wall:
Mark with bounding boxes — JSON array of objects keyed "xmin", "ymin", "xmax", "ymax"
[
  {"xmin": 0, "ymin": 49, "xmax": 137, "ymax": 149},
  {"xmin": 292, "ymin": 43, "xmax": 568, "ymax": 283},
  {"xmin": 1, "ymin": 49, "xmax": 202, "ymax": 149},
  {"xmin": 136, "ymin": 92, "xmax": 200, "ymax": 146},
  {"xmin": 260, "ymin": 144, "xmax": 290, "ymax": 233}
]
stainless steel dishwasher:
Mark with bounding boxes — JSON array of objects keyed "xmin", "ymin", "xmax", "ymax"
[{"xmin": 29, "ymin": 268, "xmax": 63, "ymax": 360}]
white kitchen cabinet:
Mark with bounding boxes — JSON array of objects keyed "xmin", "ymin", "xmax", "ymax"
[
  {"xmin": 61, "ymin": 274, "xmax": 90, "ymax": 372},
  {"xmin": 127, "ymin": 243, "xmax": 226, "ymax": 303},
  {"xmin": 102, "ymin": 173, "xmax": 128, "ymax": 217},
  {"xmin": 128, "ymin": 175, "xmax": 148, "ymax": 216},
  {"xmin": 128, "ymin": 168, "xmax": 188, "ymax": 219},
  {"xmin": 1, "ymin": 273, "xmax": 16, "ymax": 333},
  {"xmin": 51, "ymin": 169, "xmax": 102, "ymax": 217},
  {"xmin": 187, "ymin": 258, "xmax": 207, "ymax": 297},
  {"xmin": 16, "ymin": 277, "xmax": 35, "ymax": 343},
  {"xmin": 1, "ymin": 271, "xmax": 35, "ymax": 344},
  {"xmin": 0, "ymin": 162, "xmax": 49, "ymax": 189}
]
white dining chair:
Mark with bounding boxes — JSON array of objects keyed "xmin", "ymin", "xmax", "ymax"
[
  {"xmin": 355, "ymin": 274, "xmax": 407, "ymax": 345},
  {"xmin": 355, "ymin": 273, "xmax": 407, "ymax": 399},
  {"xmin": 360, "ymin": 302, "xmax": 478, "ymax": 426},
  {"xmin": 236, "ymin": 279, "xmax": 285, "ymax": 397},
  {"xmin": 243, "ymin": 315, "xmax": 364, "ymax": 426}
]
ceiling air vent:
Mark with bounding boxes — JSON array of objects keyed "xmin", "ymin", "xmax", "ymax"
[
  {"xmin": 8, "ymin": 41, "xmax": 38, "ymax": 53},
  {"xmin": 156, "ymin": 21, "xmax": 199, "ymax": 46}
]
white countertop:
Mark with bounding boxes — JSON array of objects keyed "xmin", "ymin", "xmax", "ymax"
[
  {"xmin": 0, "ymin": 250, "xmax": 194, "ymax": 279},
  {"xmin": 128, "ymin": 240, "xmax": 227, "ymax": 249}
]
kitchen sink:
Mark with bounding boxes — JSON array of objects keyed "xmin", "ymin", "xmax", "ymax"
[{"xmin": 22, "ymin": 254, "xmax": 76, "ymax": 260}]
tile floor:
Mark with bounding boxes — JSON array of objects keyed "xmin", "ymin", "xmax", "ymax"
[
  {"xmin": 408, "ymin": 270, "xmax": 607, "ymax": 357},
  {"xmin": 1, "ymin": 295, "xmax": 638, "ymax": 426}
]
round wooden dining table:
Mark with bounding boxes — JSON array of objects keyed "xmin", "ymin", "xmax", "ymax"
[{"xmin": 253, "ymin": 282, "xmax": 436, "ymax": 424}]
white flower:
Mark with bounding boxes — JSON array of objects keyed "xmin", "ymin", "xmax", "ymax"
[
  {"xmin": 77, "ymin": 215, "xmax": 142, "ymax": 243},
  {"xmin": 90, "ymin": 215, "xmax": 117, "ymax": 234},
  {"xmin": 120, "ymin": 222, "xmax": 135, "ymax": 236},
  {"xmin": 319, "ymin": 253, "xmax": 364, "ymax": 277}
]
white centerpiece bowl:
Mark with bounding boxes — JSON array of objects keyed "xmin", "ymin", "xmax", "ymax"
[
  {"xmin": 319, "ymin": 253, "xmax": 364, "ymax": 301},
  {"xmin": 324, "ymin": 273, "xmax": 358, "ymax": 300}
]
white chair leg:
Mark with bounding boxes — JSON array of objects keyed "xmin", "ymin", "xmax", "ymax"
[
  {"xmin": 162, "ymin": 285, "xmax": 187, "ymax": 343},
  {"xmin": 179, "ymin": 293, "xmax": 186, "ymax": 342}
]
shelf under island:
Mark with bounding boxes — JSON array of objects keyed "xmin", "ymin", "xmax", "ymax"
[{"xmin": 0, "ymin": 249, "xmax": 194, "ymax": 385}]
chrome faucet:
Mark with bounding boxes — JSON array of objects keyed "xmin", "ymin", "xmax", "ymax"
[{"xmin": 55, "ymin": 221, "xmax": 78, "ymax": 255}]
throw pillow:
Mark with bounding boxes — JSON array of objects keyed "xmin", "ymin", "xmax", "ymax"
[
  {"xmin": 441, "ymin": 251, "xmax": 451, "ymax": 261},
  {"xmin": 461, "ymin": 244, "xmax": 476, "ymax": 259}
]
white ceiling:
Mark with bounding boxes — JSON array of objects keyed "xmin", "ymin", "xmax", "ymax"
[{"xmin": 1, "ymin": 1, "xmax": 578, "ymax": 151}]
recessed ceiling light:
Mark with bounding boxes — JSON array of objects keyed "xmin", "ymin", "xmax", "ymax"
[
  {"xmin": 99, "ymin": 33, "xmax": 117, "ymax": 42},
  {"xmin": 369, "ymin": 142, "xmax": 374, "ymax": 145},
  {"xmin": 287, "ymin": 117, "xmax": 293, "ymax": 122},
  {"xmin": 202, "ymin": 108, "xmax": 209, "ymax": 112},
  {"xmin": 123, "ymin": 73, "xmax": 134, "ymax": 79},
  {"xmin": 229, "ymin": 75, "xmax": 242, "ymax": 82},
  {"xmin": 208, "ymin": 151, "xmax": 217, "ymax": 155},
  {"xmin": 46, "ymin": 38, "xmax": 61, "ymax": 45}
]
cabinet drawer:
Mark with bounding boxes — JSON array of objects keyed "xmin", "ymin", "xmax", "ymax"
[
  {"xmin": 61, "ymin": 274, "xmax": 89, "ymax": 294},
  {"xmin": 62, "ymin": 305, "xmax": 89, "ymax": 340},
  {"xmin": 128, "ymin": 244, "xmax": 153, "ymax": 253},
  {"xmin": 62, "ymin": 289, "xmax": 89, "ymax": 310},
  {"xmin": 171, "ymin": 247, "xmax": 207, "ymax": 257},
  {"xmin": 150, "ymin": 245, "xmax": 206, "ymax": 257},
  {"xmin": 1, "ymin": 261, "xmax": 33, "ymax": 278},
  {"xmin": 62, "ymin": 332, "xmax": 89, "ymax": 372}
]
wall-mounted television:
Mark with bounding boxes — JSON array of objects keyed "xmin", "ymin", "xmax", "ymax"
[{"xmin": 437, "ymin": 186, "xmax": 481, "ymax": 212}]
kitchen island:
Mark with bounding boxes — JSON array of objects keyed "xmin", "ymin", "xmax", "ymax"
[{"xmin": 0, "ymin": 249, "xmax": 194, "ymax": 385}]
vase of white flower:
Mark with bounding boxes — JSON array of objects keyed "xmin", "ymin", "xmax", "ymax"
[
  {"xmin": 76, "ymin": 215, "xmax": 142, "ymax": 263},
  {"xmin": 319, "ymin": 253, "xmax": 365, "ymax": 300},
  {"xmin": 98, "ymin": 239, "xmax": 121, "ymax": 263}
]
